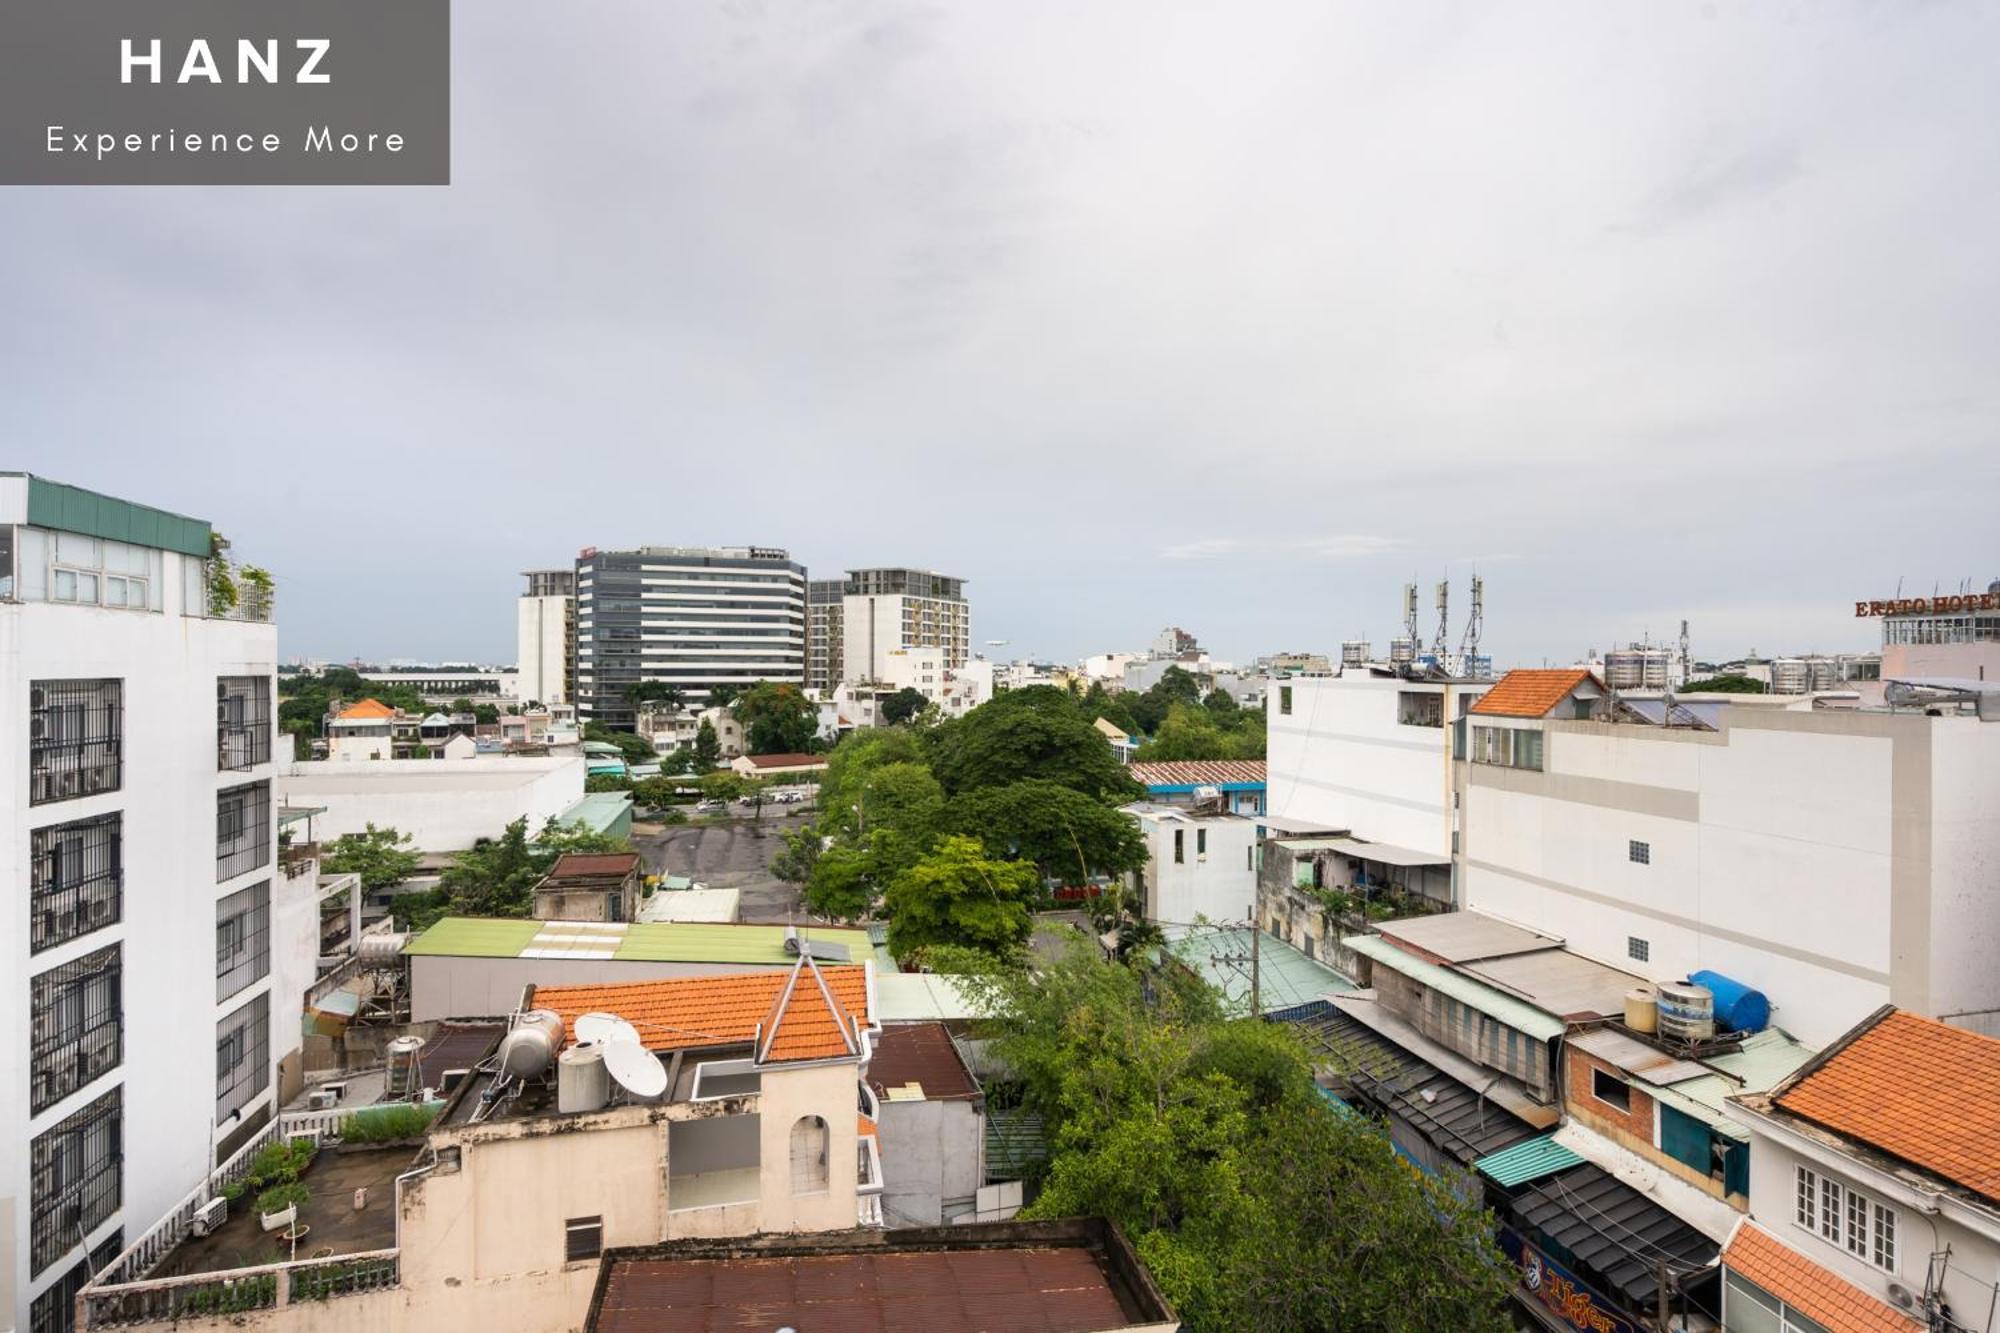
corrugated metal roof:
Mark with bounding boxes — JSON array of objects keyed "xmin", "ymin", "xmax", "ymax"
[
  {"xmin": 1507, "ymin": 1161, "xmax": 1719, "ymax": 1310},
  {"xmin": 1342, "ymin": 933, "xmax": 1566, "ymax": 1040},
  {"xmin": 403, "ymin": 916, "xmax": 872, "ymax": 964},
  {"xmin": 1568, "ymin": 1027, "xmax": 1712, "ymax": 1085},
  {"xmin": 1475, "ymin": 1133, "xmax": 1584, "ymax": 1187},
  {"xmin": 985, "ymin": 1107, "xmax": 1048, "ymax": 1179},
  {"xmin": 1459, "ymin": 948, "xmax": 1647, "ymax": 1022},
  {"xmin": 1373, "ymin": 911, "xmax": 1560, "ymax": 963},
  {"xmin": 1164, "ymin": 926, "xmax": 1354, "ymax": 1016},
  {"xmin": 875, "ymin": 972, "xmax": 991, "ymax": 1023},
  {"xmin": 868, "ymin": 1022, "xmax": 981, "ymax": 1101}
]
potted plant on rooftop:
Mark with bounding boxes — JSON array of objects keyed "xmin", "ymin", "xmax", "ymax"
[{"xmin": 256, "ymin": 1181, "xmax": 309, "ymax": 1234}]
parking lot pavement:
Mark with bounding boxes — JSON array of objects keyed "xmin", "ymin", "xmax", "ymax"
[{"xmin": 631, "ymin": 806, "xmax": 816, "ymax": 923}]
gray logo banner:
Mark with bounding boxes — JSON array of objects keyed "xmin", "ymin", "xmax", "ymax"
[{"xmin": 0, "ymin": 0, "xmax": 450, "ymax": 185}]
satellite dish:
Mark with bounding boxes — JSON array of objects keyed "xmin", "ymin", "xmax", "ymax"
[
  {"xmin": 603, "ymin": 1039, "xmax": 668, "ymax": 1100},
  {"xmin": 575, "ymin": 1012, "xmax": 640, "ymax": 1047}
]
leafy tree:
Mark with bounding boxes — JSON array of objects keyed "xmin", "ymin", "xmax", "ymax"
[
  {"xmin": 657, "ymin": 747, "xmax": 697, "ymax": 776},
  {"xmin": 584, "ymin": 772, "xmax": 632, "ymax": 792},
  {"xmin": 583, "ymin": 723, "xmax": 658, "ymax": 765},
  {"xmin": 449, "ymin": 697, "xmax": 475, "ymax": 716},
  {"xmin": 943, "ymin": 779, "xmax": 1147, "ymax": 882},
  {"xmin": 320, "ymin": 824, "xmax": 421, "ymax": 894},
  {"xmin": 625, "ymin": 681, "xmax": 687, "ymax": 710},
  {"xmin": 879, "ymin": 687, "xmax": 929, "ymax": 726},
  {"xmin": 1202, "ymin": 688, "xmax": 1239, "ymax": 721},
  {"xmin": 1082, "ymin": 681, "xmax": 1140, "ymax": 737},
  {"xmin": 771, "ymin": 825, "xmax": 824, "ymax": 886},
  {"xmin": 926, "ymin": 686, "xmax": 1139, "ymax": 802},
  {"xmin": 433, "ymin": 818, "xmax": 544, "ymax": 919},
  {"xmin": 698, "ymin": 771, "xmax": 747, "ymax": 804},
  {"xmin": 473, "ymin": 703, "xmax": 501, "ymax": 725},
  {"xmin": 1134, "ymin": 702, "xmax": 1263, "ymax": 762},
  {"xmin": 805, "ymin": 843, "xmax": 877, "ymax": 921},
  {"xmin": 707, "ymin": 683, "xmax": 741, "ymax": 709},
  {"xmin": 817, "ymin": 728, "xmax": 928, "ymax": 827},
  {"xmin": 275, "ymin": 668, "xmax": 429, "ymax": 759},
  {"xmin": 1681, "ymin": 674, "xmax": 1767, "ymax": 694},
  {"xmin": 846, "ymin": 761, "xmax": 946, "ymax": 847},
  {"xmin": 1129, "ymin": 666, "xmax": 1206, "ymax": 735},
  {"xmin": 733, "ymin": 682, "xmax": 820, "ymax": 755},
  {"xmin": 630, "ymin": 775, "xmax": 688, "ymax": 809},
  {"xmin": 535, "ymin": 814, "xmax": 633, "ymax": 858},
  {"xmin": 884, "ymin": 834, "xmax": 1038, "ymax": 959},
  {"xmin": 692, "ymin": 719, "xmax": 722, "ymax": 769},
  {"xmin": 948, "ymin": 941, "xmax": 1513, "ymax": 1332}
]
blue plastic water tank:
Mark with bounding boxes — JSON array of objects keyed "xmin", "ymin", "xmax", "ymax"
[{"xmin": 1689, "ymin": 970, "xmax": 1769, "ymax": 1034}]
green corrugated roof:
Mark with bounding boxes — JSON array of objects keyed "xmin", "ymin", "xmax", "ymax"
[
  {"xmin": 25, "ymin": 476, "xmax": 211, "ymax": 557},
  {"xmin": 1164, "ymin": 926, "xmax": 1355, "ymax": 1017},
  {"xmin": 1475, "ymin": 1133, "xmax": 1583, "ymax": 1187},
  {"xmin": 558, "ymin": 791, "xmax": 633, "ymax": 833},
  {"xmin": 401, "ymin": 916, "xmax": 874, "ymax": 965},
  {"xmin": 1342, "ymin": 933, "xmax": 1566, "ymax": 1041},
  {"xmin": 985, "ymin": 1107, "xmax": 1048, "ymax": 1179}
]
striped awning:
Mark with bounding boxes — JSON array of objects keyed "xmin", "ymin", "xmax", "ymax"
[{"xmin": 1474, "ymin": 1133, "xmax": 1584, "ymax": 1187}]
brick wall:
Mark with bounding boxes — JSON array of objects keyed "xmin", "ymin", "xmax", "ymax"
[{"xmin": 1565, "ymin": 1046, "xmax": 1655, "ymax": 1146}]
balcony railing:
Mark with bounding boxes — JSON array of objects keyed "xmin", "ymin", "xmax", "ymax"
[{"xmin": 81, "ymin": 1250, "xmax": 398, "ymax": 1327}]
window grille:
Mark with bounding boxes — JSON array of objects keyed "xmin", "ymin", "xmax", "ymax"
[
  {"xmin": 30, "ymin": 813, "xmax": 122, "ymax": 954},
  {"xmin": 217, "ymin": 676, "xmax": 273, "ymax": 770},
  {"xmin": 215, "ymin": 994, "xmax": 270, "ymax": 1122},
  {"xmin": 30, "ymin": 946, "xmax": 122, "ymax": 1116},
  {"xmin": 216, "ymin": 781, "xmax": 271, "ymax": 881},
  {"xmin": 564, "ymin": 1216, "xmax": 603, "ymax": 1262},
  {"xmin": 215, "ymin": 881, "xmax": 271, "ymax": 1002},
  {"xmin": 29, "ymin": 1229, "xmax": 123, "ymax": 1333},
  {"xmin": 30, "ymin": 1087, "xmax": 121, "ymax": 1276},
  {"xmin": 30, "ymin": 679, "xmax": 122, "ymax": 805}
]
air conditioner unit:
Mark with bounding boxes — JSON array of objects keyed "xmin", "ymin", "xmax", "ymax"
[
  {"xmin": 82, "ymin": 768, "xmax": 114, "ymax": 794},
  {"xmin": 190, "ymin": 1197, "xmax": 227, "ymax": 1237},
  {"xmin": 1885, "ymin": 1283, "xmax": 1918, "ymax": 1312},
  {"xmin": 87, "ymin": 897, "xmax": 113, "ymax": 923},
  {"xmin": 307, "ymin": 1089, "xmax": 339, "ymax": 1111}
]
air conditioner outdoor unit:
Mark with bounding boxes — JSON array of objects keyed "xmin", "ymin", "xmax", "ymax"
[
  {"xmin": 307, "ymin": 1089, "xmax": 339, "ymax": 1111},
  {"xmin": 1885, "ymin": 1283, "xmax": 1918, "ymax": 1312},
  {"xmin": 87, "ymin": 897, "xmax": 113, "ymax": 923},
  {"xmin": 190, "ymin": 1197, "xmax": 228, "ymax": 1237},
  {"xmin": 82, "ymin": 768, "xmax": 114, "ymax": 794}
]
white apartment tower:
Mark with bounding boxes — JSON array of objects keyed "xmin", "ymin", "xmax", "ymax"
[
  {"xmin": 840, "ymin": 568, "xmax": 969, "ymax": 685},
  {"xmin": 0, "ymin": 475, "xmax": 290, "ymax": 1333},
  {"xmin": 515, "ymin": 568, "xmax": 574, "ymax": 707},
  {"xmin": 573, "ymin": 546, "xmax": 807, "ymax": 727}
]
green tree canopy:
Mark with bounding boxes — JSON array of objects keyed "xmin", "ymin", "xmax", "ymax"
[
  {"xmin": 320, "ymin": 823, "xmax": 421, "ymax": 893},
  {"xmin": 1081, "ymin": 681, "xmax": 1141, "ymax": 736},
  {"xmin": 1681, "ymin": 674, "xmax": 1767, "ymax": 694},
  {"xmin": 692, "ymin": 719, "xmax": 722, "ymax": 769},
  {"xmin": 1133, "ymin": 701, "xmax": 1264, "ymax": 762},
  {"xmin": 582, "ymin": 722, "xmax": 658, "ymax": 764},
  {"xmin": 943, "ymin": 779, "xmax": 1148, "ymax": 883},
  {"xmin": 625, "ymin": 681, "xmax": 687, "ymax": 710},
  {"xmin": 1129, "ymin": 665, "xmax": 1206, "ymax": 735},
  {"xmin": 473, "ymin": 703, "xmax": 501, "ymax": 725},
  {"xmin": 733, "ymin": 681, "xmax": 820, "ymax": 755},
  {"xmin": 925, "ymin": 686, "xmax": 1139, "ymax": 801},
  {"xmin": 879, "ymin": 686, "xmax": 929, "ymax": 726},
  {"xmin": 884, "ymin": 834, "xmax": 1038, "ymax": 959},
  {"xmin": 804, "ymin": 843, "xmax": 878, "ymax": 922},
  {"xmin": 817, "ymin": 728, "xmax": 928, "ymax": 823}
]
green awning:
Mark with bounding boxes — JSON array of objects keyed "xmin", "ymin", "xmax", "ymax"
[{"xmin": 1473, "ymin": 1133, "xmax": 1582, "ymax": 1187}]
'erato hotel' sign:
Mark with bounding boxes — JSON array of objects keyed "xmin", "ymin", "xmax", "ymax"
[{"xmin": 1857, "ymin": 594, "xmax": 2000, "ymax": 617}]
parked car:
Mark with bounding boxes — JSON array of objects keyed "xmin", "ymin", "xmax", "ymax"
[{"xmin": 694, "ymin": 799, "xmax": 726, "ymax": 814}]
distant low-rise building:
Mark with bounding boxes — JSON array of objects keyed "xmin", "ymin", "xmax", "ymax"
[
  {"xmin": 278, "ymin": 755, "xmax": 586, "ymax": 853},
  {"xmin": 1128, "ymin": 759, "xmax": 1265, "ymax": 817},
  {"xmin": 531, "ymin": 852, "xmax": 643, "ymax": 923},
  {"xmin": 866, "ymin": 1021, "xmax": 987, "ymax": 1227},
  {"xmin": 1124, "ymin": 803, "xmax": 1258, "ymax": 926},
  {"xmin": 729, "ymin": 752, "xmax": 828, "ymax": 781}
]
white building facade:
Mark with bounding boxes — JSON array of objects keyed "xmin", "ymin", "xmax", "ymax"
[
  {"xmin": 0, "ymin": 475, "xmax": 291, "ymax": 1333},
  {"xmin": 515, "ymin": 568, "xmax": 574, "ymax": 706},
  {"xmin": 1125, "ymin": 804, "xmax": 1259, "ymax": 925},
  {"xmin": 839, "ymin": 568, "xmax": 969, "ymax": 684},
  {"xmin": 573, "ymin": 546, "xmax": 807, "ymax": 727}
]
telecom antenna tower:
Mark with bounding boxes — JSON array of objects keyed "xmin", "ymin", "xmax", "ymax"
[
  {"xmin": 1457, "ymin": 575, "xmax": 1484, "ymax": 674},
  {"xmin": 1430, "ymin": 580, "xmax": 1451, "ymax": 665}
]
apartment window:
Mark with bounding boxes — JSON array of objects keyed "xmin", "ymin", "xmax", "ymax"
[
  {"xmin": 1470, "ymin": 725, "xmax": 1544, "ymax": 771},
  {"xmin": 215, "ymin": 994, "xmax": 270, "ymax": 1123},
  {"xmin": 1397, "ymin": 691, "xmax": 1444, "ymax": 727},
  {"xmin": 564, "ymin": 1216, "xmax": 603, "ymax": 1263},
  {"xmin": 1279, "ymin": 686, "xmax": 1293, "ymax": 715},
  {"xmin": 30, "ymin": 946, "xmax": 123, "ymax": 1117},
  {"xmin": 1794, "ymin": 1165, "xmax": 1897, "ymax": 1273},
  {"xmin": 42, "ymin": 532, "xmax": 158, "ymax": 612},
  {"xmin": 791, "ymin": 1115, "xmax": 830, "ymax": 1194},
  {"xmin": 31, "ymin": 1230, "xmax": 124, "ymax": 1333},
  {"xmin": 30, "ymin": 679, "xmax": 122, "ymax": 805},
  {"xmin": 1590, "ymin": 1067, "xmax": 1631, "ymax": 1113},
  {"xmin": 215, "ymin": 882, "xmax": 271, "ymax": 1002},
  {"xmin": 1627, "ymin": 936, "xmax": 1650, "ymax": 963},
  {"xmin": 30, "ymin": 813, "xmax": 122, "ymax": 954},
  {"xmin": 216, "ymin": 781, "xmax": 271, "ymax": 881},
  {"xmin": 30, "ymin": 1087, "xmax": 122, "ymax": 1276},
  {"xmin": 1629, "ymin": 840, "xmax": 1651, "ymax": 865},
  {"xmin": 217, "ymin": 676, "xmax": 273, "ymax": 770},
  {"xmin": 1173, "ymin": 829, "xmax": 1185, "ymax": 864},
  {"xmin": 1196, "ymin": 828, "xmax": 1207, "ymax": 856}
]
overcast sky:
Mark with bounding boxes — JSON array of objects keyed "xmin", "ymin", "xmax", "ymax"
[{"xmin": 7, "ymin": 1, "xmax": 1998, "ymax": 668}]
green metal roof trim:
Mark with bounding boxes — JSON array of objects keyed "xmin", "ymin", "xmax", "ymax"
[
  {"xmin": 26, "ymin": 476, "xmax": 211, "ymax": 557},
  {"xmin": 1342, "ymin": 933, "xmax": 1566, "ymax": 1041},
  {"xmin": 402, "ymin": 916, "xmax": 875, "ymax": 964},
  {"xmin": 1474, "ymin": 1133, "xmax": 1583, "ymax": 1187}
]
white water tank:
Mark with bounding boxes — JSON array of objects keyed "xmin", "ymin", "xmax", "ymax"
[
  {"xmin": 1389, "ymin": 638, "xmax": 1417, "ymax": 665},
  {"xmin": 1341, "ymin": 641, "xmax": 1370, "ymax": 668},
  {"xmin": 557, "ymin": 1044, "xmax": 610, "ymax": 1113},
  {"xmin": 385, "ymin": 1035, "xmax": 424, "ymax": 1096},
  {"xmin": 1656, "ymin": 981, "xmax": 1715, "ymax": 1042}
]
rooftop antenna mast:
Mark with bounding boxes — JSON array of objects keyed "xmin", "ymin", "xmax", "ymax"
[
  {"xmin": 1456, "ymin": 574, "xmax": 1484, "ymax": 674},
  {"xmin": 1431, "ymin": 579, "xmax": 1451, "ymax": 667},
  {"xmin": 1678, "ymin": 619, "xmax": 1691, "ymax": 685}
]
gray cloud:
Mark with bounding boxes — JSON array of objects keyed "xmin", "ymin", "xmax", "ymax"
[{"xmin": 6, "ymin": 0, "xmax": 1999, "ymax": 670}]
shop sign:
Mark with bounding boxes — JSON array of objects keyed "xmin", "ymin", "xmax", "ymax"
[{"xmin": 1498, "ymin": 1227, "xmax": 1643, "ymax": 1333}]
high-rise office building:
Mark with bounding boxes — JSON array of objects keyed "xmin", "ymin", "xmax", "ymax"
[
  {"xmin": 840, "ymin": 568, "xmax": 970, "ymax": 684},
  {"xmin": 516, "ymin": 568, "xmax": 575, "ymax": 706},
  {"xmin": 0, "ymin": 475, "xmax": 292, "ymax": 1333},
  {"xmin": 805, "ymin": 578, "xmax": 846, "ymax": 694},
  {"xmin": 573, "ymin": 546, "xmax": 807, "ymax": 727}
]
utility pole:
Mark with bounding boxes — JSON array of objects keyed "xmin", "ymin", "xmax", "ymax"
[
  {"xmin": 1250, "ymin": 919, "xmax": 1261, "ymax": 1018},
  {"xmin": 1655, "ymin": 1260, "xmax": 1671, "ymax": 1330}
]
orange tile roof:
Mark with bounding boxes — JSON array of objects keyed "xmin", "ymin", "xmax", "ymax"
[
  {"xmin": 759, "ymin": 956, "xmax": 863, "ymax": 1063},
  {"xmin": 335, "ymin": 698, "xmax": 396, "ymax": 720},
  {"xmin": 1774, "ymin": 1009, "xmax": 2000, "ymax": 1203},
  {"xmin": 1724, "ymin": 1222, "xmax": 1921, "ymax": 1333},
  {"xmin": 1129, "ymin": 760, "xmax": 1267, "ymax": 788},
  {"xmin": 532, "ymin": 964, "xmax": 870, "ymax": 1064},
  {"xmin": 1468, "ymin": 668, "xmax": 1597, "ymax": 718}
]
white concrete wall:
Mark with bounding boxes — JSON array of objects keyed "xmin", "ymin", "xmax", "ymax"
[
  {"xmin": 0, "ymin": 553, "xmax": 287, "ymax": 1332},
  {"xmin": 279, "ymin": 756, "xmax": 585, "ymax": 852},
  {"xmin": 877, "ymin": 1098, "xmax": 983, "ymax": 1227},
  {"xmin": 1926, "ymin": 720, "xmax": 2000, "ymax": 1036},
  {"xmin": 516, "ymin": 594, "xmax": 570, "ymax": 706},
  {"xmin": 1132, "ymin": 811, "xmax": 1259, "ymax": 924},
  {"xmin": 1265, "ymin": 676, "xmax": 1483, "ymax": 855}
]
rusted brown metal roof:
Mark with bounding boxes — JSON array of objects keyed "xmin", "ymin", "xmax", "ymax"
[
  {"xmin": 868, "ymin": 1021, "xmax": 981, "ymax": 1102},
  {"xmin": 546, "ymin": 852, "xmax": 641, "ymax": 881},
  {"xmin": 594, "ymin": 1247, "xmax": 1137, "ymax": 1332}
]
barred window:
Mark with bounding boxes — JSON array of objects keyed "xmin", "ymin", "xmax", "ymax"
[
  {"xmin": 217, "ymin": 676, "xmax": 273, "ymax": 770},
  {"xmin": 30, "ymin": 679, "xmax": 122, "ymax": 805},
  {"xmin": 216, "ymin": 781, "xmax": 271, "ymax": 881},
  {"xmin": 215, "ymin": 994, "xmax": 270, "ymax": 1123},
  {"xmin": 30, "ymin": 813, "xmax": 122, "ymax": 954},
  {"xmin": 564, "ymin": 1216, "xmax": 603, "ymax": 1263},
  {"xmin": 216, "ymin": 882, "xmax": 271, "ymax": 1002},
  {"xmin": 30, "ymin": 946, "xmax": 122, "ymax": 1116},
  {"xmin": 30, "ymin": 1087, "xmax": 121, "ymax": 1276},
  {"xmin": 29, "ymin": 1229, "xmax": 123, "ymax": 1333}
]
